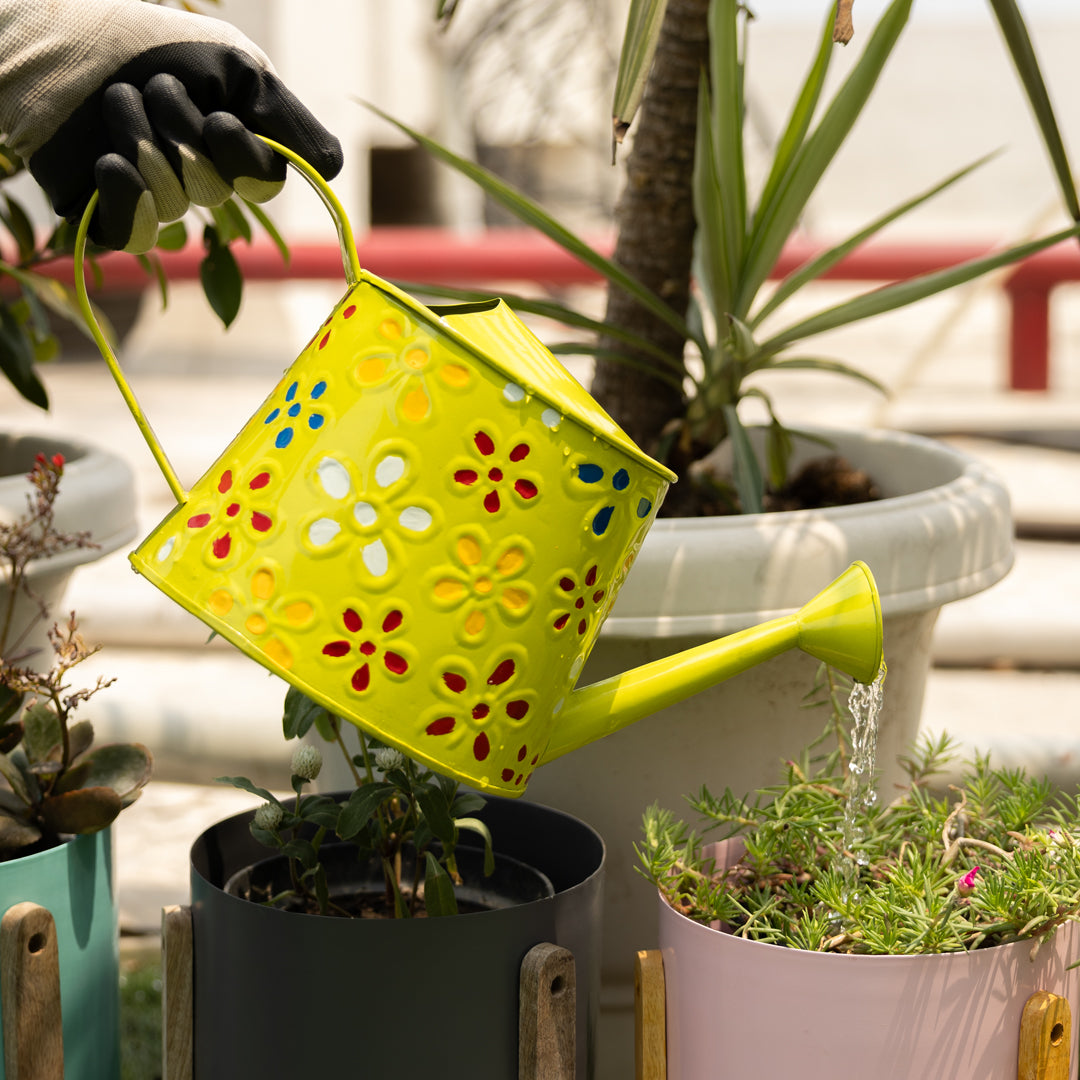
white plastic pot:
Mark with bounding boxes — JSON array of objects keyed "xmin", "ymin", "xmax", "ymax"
[{"xmin": 0, "ymin": 432, "xmax": 136, "ymax": 663}]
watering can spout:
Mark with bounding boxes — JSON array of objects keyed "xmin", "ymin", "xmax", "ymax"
[{"xmin": 539, "ymin": 561, "xmax": 883, "ymax": 766}]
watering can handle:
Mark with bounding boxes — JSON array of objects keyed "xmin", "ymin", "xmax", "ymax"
[{"xmin": 72, "ymin": 136, "xmax": 361, "ymax": 504}]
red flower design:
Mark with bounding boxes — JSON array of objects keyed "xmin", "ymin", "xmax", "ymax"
[
  {"xmin": 425, "ymin": 657, "xmax": 531, "ymax": 763},
  {"xmin": 323, "ymin": 607, "xmax": 409, "ymax": 692},
  {"xmin": 185, "ymin": 468, "xmax": 273, "ymax": 560},
  {"xmin": 452, "ymin": 430, "xmax": 539, "ymax": 513},
  {"xmin": 553, "ymin": 565, "xmax": 606, "ymax": 636}
]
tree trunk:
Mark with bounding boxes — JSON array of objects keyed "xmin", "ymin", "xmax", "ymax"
[{"xmin": 590, "ymin": 0, "xmax": 710, "ymax": 458}]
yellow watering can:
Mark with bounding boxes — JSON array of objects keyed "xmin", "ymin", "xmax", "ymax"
[{"xmin": 73, "ymin": 142, "xmax": 883, "ymax": 796}]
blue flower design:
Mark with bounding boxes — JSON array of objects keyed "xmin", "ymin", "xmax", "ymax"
[
  {"xmin": 264, "ymin": 379, "xmax": 328, "ymax": 449},
  {"xmin": 577, "ymin": 463, "xmax": 652, "ymax": 535}
]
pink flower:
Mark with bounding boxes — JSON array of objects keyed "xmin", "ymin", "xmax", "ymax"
[{"xmin": 957, "ymin": 866, "xmax": 980, "ymax": 897}]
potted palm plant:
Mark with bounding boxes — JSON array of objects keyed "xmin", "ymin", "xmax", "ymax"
[
  {"xmin": 373, "ymin": 4, "xmax": 1080, "ymax": 1067},
  {"xmin": 635, "ymin": 671, "xmax": 1080, "ymax": 1078}
]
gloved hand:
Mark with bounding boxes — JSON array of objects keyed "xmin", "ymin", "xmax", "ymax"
[{"xmin": 0, "ymin": 0, "xmax": 343, "ymax": 253}]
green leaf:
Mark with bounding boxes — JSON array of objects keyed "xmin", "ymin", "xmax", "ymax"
[
  {"xmin": 297, "ymin": 796, "xmax": 341, "ymax": 829},
  {"xmin": 138, "ymin": 252, "xmax": 169, "ymax": 310},
  {"xmin": 413, "ymin": 280, "xmax": 686, "ymax": 372},
  {"xmin": 21, "ymin": 702, "xmax": 60, "ymax": 765},
  {"xmin": 753, "ymin": 356, "xmax": 889, "ymax": 397},
  {"xmin": 692, "ymin": 74, "xmax": 732, "ymax": 344},
  {"xmin": 738, "ymin": 0, "xmax": 914, "ymax": 314},
  {"xmin": 754, "ymin": 6, "xmax": 835, "ymax": 231},
  {"xmin": 455, "ymin": 816, "xmax": 495, "ymax": 876},
  {"xmin": 282, "ymin": 687, "xmax": 329, "ymax": 741},
  {"xmin": 758, "ymin": 222, "xmax": 1080, "ymax": 354},
  {"xmin": 764, "ymin": 417, "xmax": 794, "ymax": 493},
  {"xmin": 215, "ymin": 775, "xmax": 280, "ymax": 804},
  {"xmin": 0, "ymin": 301, "xmax": 47, "ymax": 408},
  {"xmin": 241, "ymin": 199, "xmax": 290, "ymax": 265},
  {"xmin": 723, "ymin": 404, "xmax": 763, "ymax": 514},
  {"xmin": 416, "ymin": 785, "xmax": 456, "ymax": 845},
  {"xmin": 451, "ymin": 792, "xmax": 486, "ymax": 819},
  {"xmin": 56, "ymin": 743, "xmax": 152, "ymax": 804},
  {"xmin": 39, "ymin": 786, "xmax": 122, "ymax": 835},
  {"xmin": 986, "ymin": 0, "xmax": 1080, "ymax": 222},
  {"xmin": 1, "ymin": 195, "xmax": 36, "ymax": 263},
  {"xmin": 363, "ymin": 102, "xmax": 692, "ymax": 343},
  {"xmin": 611, "ymin": 0, "xmax": 670, "ymax": 153},
  {"xmin": 200, "ymin": 226, "xmax": 242, "ymax": 327},
  {"xmin": 708, "ymin": 0, "xmax": 746, "ymax": 294},
  {"xmin": 155, "ymin": 220, "xmax": 188, "ymax": 252},
  {"xmin": 337, "ymin": 782, "xmax": 397, "ymax": 840},
  {"xmin": 280, "ymin": 837, "xmax": 318, "ymax": 870},
  {"xmin": 751, "ymin": 151, "xmax": 999, "ymax": 329},
  {"xmin": 423, "ymin": 851, "xmax": 458, "ymax": 917},
  {"xmin": 209, "ymin": 200, "xmax": 252, "ymax": 246}
]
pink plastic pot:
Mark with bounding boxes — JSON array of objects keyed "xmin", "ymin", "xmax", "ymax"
[{"xmin": 657, "ymin": 841, "xmax": 1080, "ymax": 1079}]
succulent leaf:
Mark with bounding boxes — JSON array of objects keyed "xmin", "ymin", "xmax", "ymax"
[
  {"xmin": 21, "ymin": 701, "xmax": 60, "ymax": 765},
  {"xmin": 67, "ymin": 720, "xmax": 94, "ymax": 761},
  {"xmin": 0, "ymin": 809, "xmax": 41, "ymax": 849},
  {"xmin": 54, "ymin": 743, "xmax": 152, "ymax": 801},
  {"xmin": 39, "ymin": 786, "xmax": 122, "ymax": 835}
]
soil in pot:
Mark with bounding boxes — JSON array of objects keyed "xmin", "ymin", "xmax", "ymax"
[
  {"xmin": 223, "ymin": 840, "xmax": 554, "ymax": 918},
  {"xmin": 664, "ymin": 452, "xmax": 882, "ymax": 516}
]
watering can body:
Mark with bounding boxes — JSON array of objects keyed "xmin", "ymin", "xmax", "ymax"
[
  {"xmin": 79, "ymin": 144, "xmax": 883, "ymax": 796},
  {"xmin": 131, "ymin": 276, "xmax": 678, "ymax": 793}
]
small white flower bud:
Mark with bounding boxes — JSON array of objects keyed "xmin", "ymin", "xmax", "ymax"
[
  {"xmin": 291, "ymin": 744, "xmax": 323, "ymax": 781},
  {"xmin": 254, "ymin": 801, "xmax": 283, "ymax": 831},
  {"xmin": 373, "ymin": 747, "xmax": 405, "ymax": 772}
]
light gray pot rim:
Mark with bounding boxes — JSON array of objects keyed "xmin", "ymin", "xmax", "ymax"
[
  {"xmin": 604, "ymin": 427, "xmax": 1014, "ymax": 638},
  {"xmin": 0, "ymin": 431, "xmax": 137, "ymax": 576}
]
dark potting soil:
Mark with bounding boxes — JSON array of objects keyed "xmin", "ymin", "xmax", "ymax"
[
  {"xmin": 660, "ymin": 454, "xmax": 881, "ymax": 517},
  {"xmin": 236, "ymin": 877, "xmax": 491, "ymax": 918}
]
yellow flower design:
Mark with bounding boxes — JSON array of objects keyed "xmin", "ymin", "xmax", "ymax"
[
  {"xmin": 351, "ymin": 311, "xmax": 472, "ymax": 425},
  {"xmin": 428, "ymin": 532, "xmax": 534, "ymax": 644},
  {"xmin": 207, "ymin": 566, "xmax": 316, "ymax": 670}
]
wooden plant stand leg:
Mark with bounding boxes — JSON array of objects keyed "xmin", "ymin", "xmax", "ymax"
[
  {"xmin": 635, "ymin": 950, "xmax": 666, "ymax": 1080},
  {"xmin": 1018, "ymin": 990, "xmax": 1071, "ymax": 1080},
  {"xmin": 519, "ymin": 942, "xmax": 575, "ymax": 1080},
  {"xmin": 0, "ymin": 901, "xmax": 63, "ymax": 1080},
  {"xmin": 162, "ymin": 904, "xmax": 193, "ymax": 1080}
]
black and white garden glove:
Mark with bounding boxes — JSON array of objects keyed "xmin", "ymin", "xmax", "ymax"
[{"xmin": 0, "ymin": 0, "xmax": 343, "ymax": 253}]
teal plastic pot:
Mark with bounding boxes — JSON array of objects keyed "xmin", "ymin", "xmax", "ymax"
[{"xmin": 0, "ymin": 830, "xmax": 119, "ymax": 1079}]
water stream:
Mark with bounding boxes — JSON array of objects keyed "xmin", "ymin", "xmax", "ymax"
[{"xmin": 841, "ymin": 664, "xmax": 887, "ymax": 890}]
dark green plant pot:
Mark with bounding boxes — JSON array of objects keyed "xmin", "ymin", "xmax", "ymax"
[
  {"xmin": 190, "ymin": 796, "xmax": 605, "ymax": 1078},
  {"xmin": 0, "ymin": 829, "xmax": 119, "ymax": 1079}
]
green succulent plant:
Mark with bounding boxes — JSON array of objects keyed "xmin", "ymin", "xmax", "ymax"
[{"xmin": 0, "ymin": 453, "xmax": 151, "ymax": 856}]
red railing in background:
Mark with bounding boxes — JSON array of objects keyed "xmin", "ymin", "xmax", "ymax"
[{"xmin": 51, "ymin": 228, "xmax": 1080, "ymax": 391}]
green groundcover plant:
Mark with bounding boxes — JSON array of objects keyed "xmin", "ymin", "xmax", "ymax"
[
  {"xmin": 220, "ymin": 688, "xmax": 494, "ymax": 919},
  {"xmin": 637, "ymin": 669, "xmax": 1080, "ymax": 956}
]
